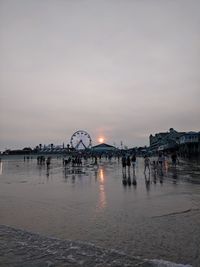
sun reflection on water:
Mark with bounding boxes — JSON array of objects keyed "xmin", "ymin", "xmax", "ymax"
[
  {"xmin": 100, "ymin": 168, "xmax": 104, "ymax": 182},
  {"xmin": 98, "ymin": 168, "xmax": 106, "ymax": 210}
]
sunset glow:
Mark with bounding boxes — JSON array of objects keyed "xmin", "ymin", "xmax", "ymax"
[{"xmin": 98, "ymin": 137, "xmax": 104, "ymax": 143}]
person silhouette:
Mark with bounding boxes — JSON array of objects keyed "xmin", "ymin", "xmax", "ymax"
[
  {"xmin": 122, "ymin": 154, "xmax": 127, "ymax": 175},
  {"xmin": 127, "ymin": 155, "xmax": 131, "ymax": 173},
  {"xmin": 144, "ymin": 155, "xmax": 150, "ymax": 173},
  {"xmin": 131, "ymin": 154, "xmax": 136, "ymax": 169}
]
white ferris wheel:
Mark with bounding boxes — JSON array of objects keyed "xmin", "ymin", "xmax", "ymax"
[{"xmin": 70, "ymin": 130, "xmax": 92, "ymax": 150}]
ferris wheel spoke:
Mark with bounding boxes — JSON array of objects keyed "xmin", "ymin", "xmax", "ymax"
[{"xmin": 80, "ymin": 140, "xmax": 87, "ymax": 149}]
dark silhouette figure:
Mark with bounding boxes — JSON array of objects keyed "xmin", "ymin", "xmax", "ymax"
[
  {"xmin": 131, "ymin": 154, "xmax": 136, "ymax": 169},
  {"xmin": 126, "ymin": 156, "xmax": 131, "ymax": 172},
  {"xmin": 122, "ymin": 155, "xmax": 127, "ymax": 174},
  {"xmin": 171, "ymin": 151, "xmax": 178, "ymax": 166}
]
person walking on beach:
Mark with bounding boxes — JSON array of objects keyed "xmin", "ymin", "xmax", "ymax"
[
  {"xmin": 122, "ymin": 154, "xmax": 127, "ymax": 174},
  {"xmin": 126, "ymin": 155, "xmax": 131, "ymax": 173},
  {"xmin": 157, "ymin": 153, "xmax": 164, "ymax": 168},
  {"xmin": 144, "ymin": 155, "xmax": 150, "ymax": 173},
  {"xmin": 171, "ymin": 151, "xmax": 178, "ymax": 166},
  {"xmin": 131, "ymin": 154, "xmax": 136, "ymax": 169}
]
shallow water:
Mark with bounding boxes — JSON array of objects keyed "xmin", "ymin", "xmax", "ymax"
[{"xmin": 0, "ymin": 156, "xmax": 200, "ymax": 266}]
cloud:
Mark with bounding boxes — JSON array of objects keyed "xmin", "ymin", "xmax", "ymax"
[{"xmin": 0, "ymin": 0, "xmax": 200, "ymax": 150}]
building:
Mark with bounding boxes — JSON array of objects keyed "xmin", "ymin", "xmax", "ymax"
[
  {"xmin": 149, "ymin": 128, "xmax": 185, "ymax": 153},
  {"xmin": 34, "ymin": 143, "xmax": 67, "ymax": 153},
  {"xmin": 179, "ymin": 132, "xmax": 200, "ymax": 156},
  {"xmin": 91, "ymin": 143, "xmax": 118, "ymax": 154}
]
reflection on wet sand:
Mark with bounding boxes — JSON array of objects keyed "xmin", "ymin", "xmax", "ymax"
[
  {"xmin": 122, "ymin": 168, "xmax": 137, "ymax": 187},
  {"xmin": 0, "ymin": 162, "xmax": 2, "ymax": 175},
  {"xmin": 172, "ymin": 167, "xmax": 178, "ymax": 183},
  {"xmin": 144, "ymin": 172, "xmax": 151, "ymax": 192},
  {"xmin": 120, "ymin": 157, "xmax": 188, "ymax": 191},
  {"xmin": 97, "ymin": 168, "xmax": 106, "ymax": 210}
]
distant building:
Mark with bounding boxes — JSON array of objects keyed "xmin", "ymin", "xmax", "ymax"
[
  {"xmin": 91, "ymin": 143, "xmax": 118, "ymax": 154},
  {"xmin": 179, "ymin": 132, "xmax": 200, "ymax": 156},
  {"xmin": 3, "ymin": 148, "xmax": 33, "ymax": 155},
  {"xmin": 36, "ymin": 144, "xmax": 66, "ymax": 153},
  {"xmin": 149, "ymin": 128, "xmax": 185, "ymax": 153}
]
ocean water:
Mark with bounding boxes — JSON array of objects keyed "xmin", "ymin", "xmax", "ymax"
[{"xmin": 0, "ymin": 155, "xmax": 199, "ymax": 266}]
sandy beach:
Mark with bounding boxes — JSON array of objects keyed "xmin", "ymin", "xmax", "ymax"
[{"xmin": 0, "ymin": 156, "xmax": 199, "ymax": 266}]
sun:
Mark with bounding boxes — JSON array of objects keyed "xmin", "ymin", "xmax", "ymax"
[{"xmin": 98, "ymin": 137, "xmax": 104, "ymax": 143}]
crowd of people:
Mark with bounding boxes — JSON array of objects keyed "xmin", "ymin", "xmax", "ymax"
[
  {"xmin": 120, "ymin": 151, "xmax": 179, "ymax": 177},
  {"xmin": 119, "ymin": 151, "xmax": 179, "ymax": 188},
  {"xmin": 19, "ymin": 150, "xmax": 181, "ymax": 185},
  {"xmin": 34, "ymin": 150, "xmax": 179, "ymax": 173},
  {"xmin": 143, "ymin": 151, "xmax": 179, "ymax": 174}
]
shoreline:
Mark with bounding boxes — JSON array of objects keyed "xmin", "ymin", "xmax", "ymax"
[{"xmin": 0, "ymin": 224, "xmax": 192, "ymax": 267}]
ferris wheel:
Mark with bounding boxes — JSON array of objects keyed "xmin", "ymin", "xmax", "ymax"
[{"xmin": 70, "ymin": 130, "xmax": 92, "ymax": 150}]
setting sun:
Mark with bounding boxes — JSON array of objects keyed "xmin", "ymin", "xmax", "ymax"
[{"xmin": 98, "ymin": 137, "xmax": 104, "ymax": 143}]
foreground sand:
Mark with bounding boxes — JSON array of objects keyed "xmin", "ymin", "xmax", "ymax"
[{"xmin": 0, "ymin": 225, "xmax": 156, "ymax": 267}]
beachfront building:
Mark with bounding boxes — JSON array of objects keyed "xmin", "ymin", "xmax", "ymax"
[
  {"xmin": 149, "ymin": 128, "xmax": 185, "ymax": 153},
  {"xmin": 179, "ymin": 132, "xmax": 200, "ymax": 156}
]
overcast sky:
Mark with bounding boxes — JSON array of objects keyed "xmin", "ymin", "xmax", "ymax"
[{"xmin": 0, "ymin": 0, "xmax": 200, "ymax": 150}]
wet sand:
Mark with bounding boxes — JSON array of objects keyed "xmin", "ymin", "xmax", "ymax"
[
  {"xmin": 0, "ymin": 156, "xmax": 199, "ymax": 266},
  {"xmin": 0, "ymin": 224, "xmax": 148, "ymax": 267}
]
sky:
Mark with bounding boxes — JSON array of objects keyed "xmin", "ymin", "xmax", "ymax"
[{"xmin": 0, "ymin": 0, "xmax": 200, "ymax": 151}]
